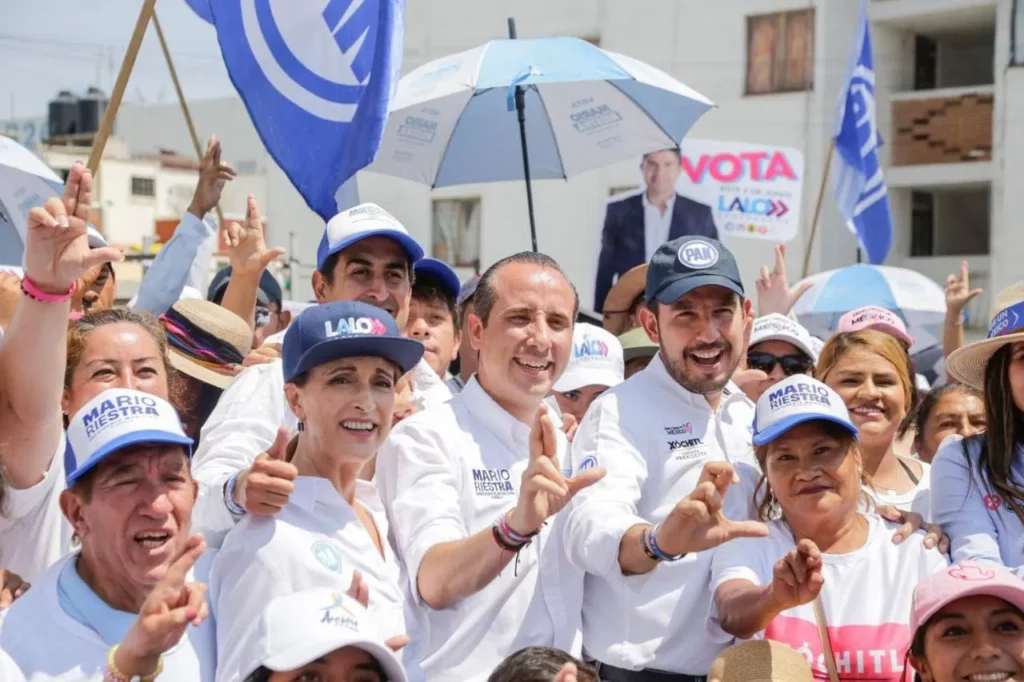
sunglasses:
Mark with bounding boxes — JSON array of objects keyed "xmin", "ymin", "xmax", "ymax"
[{"xmin": 746, "ymin": 351, "xmax": 814, "ymax": 376}]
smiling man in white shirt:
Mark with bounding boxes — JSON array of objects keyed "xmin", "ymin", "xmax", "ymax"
[
  {"xmin": 376, "ymin": 251, "xmax": 606, "ymax": 682},
  {"xmin": 566, "ymin": 236, "xmax": 770, "ymax": 682}
]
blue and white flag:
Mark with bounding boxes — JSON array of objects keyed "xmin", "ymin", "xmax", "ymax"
[
  {"xmin": 831, "ymin": 0, "xmax": 892, "ymax": 265},
  {"xmin": 184, "ymin": 0, "xmax": 213, "ymax": 23},
  {"xmin": 208, "ymin": 0, "xmax": 404, "ymax": 220}
]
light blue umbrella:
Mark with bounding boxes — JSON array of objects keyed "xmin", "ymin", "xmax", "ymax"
[{"xmin": 368, "ymin": 34, "xmax": 714, "ymax": 250}]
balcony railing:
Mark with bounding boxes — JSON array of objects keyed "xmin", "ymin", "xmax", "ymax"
[{"xmin": 891, "ymin": 86, "xmax": 994, "ymax": 166}]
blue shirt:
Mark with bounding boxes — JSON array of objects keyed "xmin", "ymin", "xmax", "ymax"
[{"xmin": 57, "ymin": 557, "xmax": 137, "ymax": 645}]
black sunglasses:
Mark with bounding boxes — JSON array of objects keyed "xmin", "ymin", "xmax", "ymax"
[{"xmin": 746, "ymin": 351, "xmax": 813, "ymax": 376}]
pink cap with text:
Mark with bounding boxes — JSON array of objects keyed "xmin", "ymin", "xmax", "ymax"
[{"xmin": 837, "ymin": 306, "xmax": 914, "ymax": 347}]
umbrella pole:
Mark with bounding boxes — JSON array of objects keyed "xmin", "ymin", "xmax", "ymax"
[{"xmin": 508, "ymin": 17, "xmax": 539, "ymax": 253}]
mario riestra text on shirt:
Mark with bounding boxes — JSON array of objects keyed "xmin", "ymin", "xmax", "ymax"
[
  {"xmin": 472, "ymin": 468, "xmax": 515, "ymax": 497},
  {"xmin": 767, "ymin": 382, "xmax": 832, "ymax": 410},
  {"xmin": 82, "ymin": 394, "xmax": 162, "ymax": 438}
]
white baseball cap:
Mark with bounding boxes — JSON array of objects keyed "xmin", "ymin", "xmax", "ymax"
[
  {"xmin": 554, "ymin": 323, "xmax": 624, "ymax": 393},
  {"xmin": 64, "ymin": 388, "xmax": 192, "ymax": 486},
  {"xmin": 752, "ymin": 375, "xmax": 858, "ymax": 446},
  {"xmin": 239, "ymin": 588, "xmax": 407, "ymax": 682},
  {"xmin": 749, "ymin": 314, "xmax": 818, "ymax": 360},
  {"xmin": 316, "ymin": 203, "xmax": 423, "ymax": 272}
]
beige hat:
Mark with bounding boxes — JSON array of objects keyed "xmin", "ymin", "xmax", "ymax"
[
  {"xmin": 946, "ymin": 281, "xmax": 1024, "ymax": 389},
  {"xmin": 163, "ymin": 299, "xmax": 252, "ymax": 389},
  {"xmin": 707, "ymin": 641, "xmax": 814, "ymax": 682},
  {"xmin": 618, "ymin": 326, "xmax": 659, "ymax": 363},
  {"xmin": 602, "ymin": 264, "xmax": 647, "ymax": 335}
]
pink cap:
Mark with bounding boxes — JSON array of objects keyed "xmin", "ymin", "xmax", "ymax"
[
  {"xmin": 836, "ymin": 306, "xmax": 914, "ymax": 347},
  {"xmin": 910, "ymin": 562, "xmax": 1024, "ymax": 636}
]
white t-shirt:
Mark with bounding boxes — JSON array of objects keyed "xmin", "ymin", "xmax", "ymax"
[
  {"xmin": 0, "ymin": 649, "xmax": 25, "ymax": 682},
  {"xmin": 210, "ymin": 477, "xmax": 419, "ymax": 682},
  {"xmin": 863, "ymin": 458, "xmax": 931, "ymax": 518},
  {"xmin": 0, "ymin": 435, "xmax": 73, "ymax": 583},
  {"xmin": 931, "ymin": 435, "xmax": 1024, "ymax": 577},
  {"xmin": 375, "ymin": 377, "xmax": 583, "ymax": 682},
  {"xmin": 0, "ymin": 553, "xmax": 217, "ymax": 681},
  {"xmin": 563, "ymin": 354, "xmax": 759, "ymax": 675},
  {"xmin": 709, "ymin": 514, "xmax": 948, "ymax": 680}
]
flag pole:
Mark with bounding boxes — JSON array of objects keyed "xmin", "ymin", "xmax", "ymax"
[
  {"xmin": 507, "ymin": 17, "xmax": 539, "ymax": 253},
  {"xmin": 86, "ymin": 0, "xmax": 157, "ymax": 175},
  {"xmin": 800, "ymin": 140, "xmax": 835, "ymax": 279},
  {"xmin": 152, "ymin": 11, "xmax": 226, "ymax": 227}
]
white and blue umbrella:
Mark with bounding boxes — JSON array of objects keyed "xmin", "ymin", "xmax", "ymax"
[
  {"xmin": 793, "ymin": 264, "xmax": 946, "ymax": 352},
  {"xmin": 368, "ymin": 36, "xmax": 714, "ymax": 250}
]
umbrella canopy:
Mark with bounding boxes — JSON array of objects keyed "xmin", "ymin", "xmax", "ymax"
[
  {"xmin": 792, "ymin": 264, "xmax": 946, "ymax": 353},
  {"xmin": 369, "ymin": 36, "xmax": 714, "ymax": 187}
]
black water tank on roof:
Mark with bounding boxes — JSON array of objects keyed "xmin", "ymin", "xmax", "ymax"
[
  {"xmin": 47, "ymin": 90, "xmax": 79, "ymax": 139},
  {"xmin": 78, "ymin": 87, "xmax": 109, "ymax": 135}
]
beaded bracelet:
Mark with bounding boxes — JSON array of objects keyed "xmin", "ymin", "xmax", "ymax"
[
  {"xmin": 497, "ymin": 512, "xmax": 539, "ymax": 546},
  {"xmin": 105, "ymin": 645, "xmax": 164, "ymax": 682}
]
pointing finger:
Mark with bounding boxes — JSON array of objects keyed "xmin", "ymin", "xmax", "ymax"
[{"xmin": 163, "ymin": 534, "xmax": 206, "ymax": 587}]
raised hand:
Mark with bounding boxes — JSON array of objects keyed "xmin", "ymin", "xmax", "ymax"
[
  {"xmin": 187, "ymin": 136, "xmax": 236, "ymax": 218},
  {"xmin": 242, "ymin": 342, "xmax": 282, "ymax": 367},
  {"xmin": 233, "ymin": 427, "xmax": 298, "ymax": 515},
  {"xmin": 24, "ymin": 161, "xmax": 122, "ymax": 293},
  {"xmin": 756, "ymin": 244, "xmax": 812, "ymax": 317},
  {"xmin": 769, "ymin": 539, "xmax": 824, "ymax": 610},
  {"xmin": 0, "ymin": 568, "xmax": 29, "ymax": 609},
  {"xmin": 554, "ymin": 662, "xmax": 579, "ymax": 682},
  {"xmin": 506, "ymin": 405, "xmax": 606, "ymax": 536},
  {"xmin": 560, "ymin": 413, "xmax": 579, "ymax": 442},
  {"xmin": 115, "ymin": 534, "xmax": 208, "ymax": 677},
  {"xmin": 656, "ymin": 462, "xmax": 769, "ymax": 556},
  {"xmin": 224, "ymin": 194, "xmax": 286, "ymax": 276},
  {"xmin": 945, "ymin": 260, "xmax": 983, "ymax": 314}
]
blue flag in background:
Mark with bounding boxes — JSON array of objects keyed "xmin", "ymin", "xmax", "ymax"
[
  {"xmin": 831, "ymin": 0, "xmax": 892, "ymax": 265},
  {"xmin": 208, "ymin": 0, "xmax": 404, "ymax": 220},
  {"xmin": 184, "ymin": 0, "xmax": 213, "ymax": 23}
]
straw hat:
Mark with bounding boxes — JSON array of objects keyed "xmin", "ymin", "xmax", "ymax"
[
  {"xmin": 707, "ymin": 641, "xmax": 814, "ymax": 682},
  {"xmin": 946, "ymin": 281, "xmax": 1024, "ymax": 389},
  {"xmin": 165, "ymin": 299, "xmax": 252, "ymax": 389},
  {"xmin": 602, "ymin": 264, "xmax": 648, "ymax": 335}
]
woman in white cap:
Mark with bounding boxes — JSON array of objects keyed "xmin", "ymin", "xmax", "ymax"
[
  {"xmin": 550, "ymin": 323, "xmax": 624, "ymax": 426},
  {"xmin": 239, "ymin": 588, "xmax": 407, "ymax": 682},
  {"xmin": 709, "ymin": 375, "xmax": 947, "ymax": 680},
  {"xmin": 211, "ymin": 300, "xmax": 424, "ymax": 682},
  {"xmin": 932, "ymin": 281, "xmax": 1024, "ymax": 575},
  {"xmin": 741, "ymin": 314, "xmax": 817, "ymax": 403},
  {"xmin": 906, "ymin": 562, "xmax": 1024, "ymax": 682}
]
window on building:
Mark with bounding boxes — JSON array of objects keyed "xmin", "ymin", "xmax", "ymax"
[
  {"xmin": 131, "ymin": 176, "xmax": 155, "ymax": 197},
  {"xmin": 745, "ymin": 9, "xmax": 815, "ymax": 95},
  {"xmin": 910, "ymin": 191, "xmax": 935, "ymax": 257},
  {"xmin": 911, "ymin": 187, "xmax": 990, "ymax": 257},
  {"xmin": 432, "ymin": 198, "xmax": 481, "ymax": 269},
  {"xmin": 914, "ymin": 35, "xmax": 938, "ymax": 90}
]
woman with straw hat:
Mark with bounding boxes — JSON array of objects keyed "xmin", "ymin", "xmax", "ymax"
[{"xmin": 932, "ymin": 281, "xmax": 1024, "ymax": 575}]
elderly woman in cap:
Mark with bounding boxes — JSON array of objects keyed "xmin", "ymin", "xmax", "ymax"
[
  {"xmin": 906, "ymin": 562, "xmax": 1024, "ymax": 682},
  {"xmin": 710, "ymin": 375, "xmax": 947, "ymax": 680},
  {"xmin": 211, "ymin": 300, "xmax": 424, "ymax": 682},
  {"xmin": 0, "ymin": 388, "xmax": 215, "ymax": 681},
  {"xmin": 932, "ymin": 282, "xmax": 1024, "ymax": 575}
]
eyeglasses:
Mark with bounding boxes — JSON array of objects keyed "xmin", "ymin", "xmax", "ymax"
[
  {"xmin": 254, "ymin": 305, "xmax": 271, "ymax": 328},
  {"xmin": 746, "ymin": 351, "xmax": 813, "ymax": 377}
]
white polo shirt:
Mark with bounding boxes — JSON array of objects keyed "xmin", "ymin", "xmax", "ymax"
[
  {"xmin": 564, "ymin": 353, "xmax": 758, "ymax": 675},
  {"xmin": 191, "ymin": 357, "xmax": 450, "ymax": 547},
  {"xmin": 210, "ymin": 477, "xmax": 417, "ymax": 682},
  {"xmin": 0, "ymin": 552, "xmax": 217, "ymax": 681},
  {"xmin": 0, "ymin": 650, "xmax": 25, "ymax": 682},
  {"xmin": 375, "ymin": 377, "xmax": 584, "ymax": 682}
]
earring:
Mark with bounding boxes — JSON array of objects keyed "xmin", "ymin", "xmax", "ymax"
[{"xmin": 297, "ymin": 422, "xmax": 305, "ymax": 432}]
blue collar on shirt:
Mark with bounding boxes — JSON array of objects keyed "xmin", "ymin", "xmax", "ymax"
[{"xmin": 57, "ymin": 557, "xmax": 138, "ymax": 645}]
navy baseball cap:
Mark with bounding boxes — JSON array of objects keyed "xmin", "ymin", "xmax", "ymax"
[
  {"xmin": 414, "ymin": 258, "xmax": 461, "ymax": 299},
  {"xmin": 646, "ymin": 236, "xmax": 744, "ymax": 305},
  {"xmin": 282, "ymin": 301, "xmax": 424, "ymax": 382},
  {"xmin": 207, "ymin": 266, "xmax": 283, "ymax": 306},
  {"xmin": 316, "ymin": 203, "xmax": 424, "ymax": 272}
]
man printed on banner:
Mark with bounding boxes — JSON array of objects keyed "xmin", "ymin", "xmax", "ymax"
[
  {"xmin": 189, "ymin": 203, "xmax": 450, "ymax": 545},
  {"xmin": 593, "ymin": 148, "xmax": 717, "ymax": 312}
]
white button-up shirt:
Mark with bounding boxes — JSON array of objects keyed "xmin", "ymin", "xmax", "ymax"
[
  {"xmin": 564, "ymin": 353, "xmax": 758, "ymax": 675},
  {"xmin": 375, "ymin": 378, "xmax": 584, "ymax": 682},
  {"xmin": 210, "ymin": 477, "xmax": 419, "ymax": 682},
  {"xmin": 642, "ymin": 192, "xmax": 676, "ymax": 262}
]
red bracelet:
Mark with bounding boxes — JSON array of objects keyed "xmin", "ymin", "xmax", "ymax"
[{"xmin": 21, "ymin": 276, "xmax": 77, "ymax": 304}]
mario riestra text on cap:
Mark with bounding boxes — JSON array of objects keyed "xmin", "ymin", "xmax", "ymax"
[
  {"xmin": 81, "ymin": 394, "xmax": 162, "ymax": 439},
  {"xmin": 767, "ymin": 382, "xmax": 832, "ymax": 411}
]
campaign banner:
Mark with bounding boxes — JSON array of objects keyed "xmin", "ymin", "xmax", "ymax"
[{"xmin": 676, "ymin": 139, "xmax": 804, "ymax": 242}]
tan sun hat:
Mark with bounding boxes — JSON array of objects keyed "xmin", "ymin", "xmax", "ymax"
[
  {"xmin": 946, "ymin": 281, "xmax": 1024, "ymax": 389},
  {"xmin": 603, "ymin": 264, "xmax": 648, "ymax": 335},
  {"xmin": 163, "ymin": 299, "xmax": 252, "ymax": 389},
  {"xmin": 707, "ymin": 641, "xmax": 814, "ymax": 682}
]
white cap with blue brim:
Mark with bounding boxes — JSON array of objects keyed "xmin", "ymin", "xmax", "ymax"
[{"xmin": 752, "ymin": 375, "xmax": 858, "ymax": 446}]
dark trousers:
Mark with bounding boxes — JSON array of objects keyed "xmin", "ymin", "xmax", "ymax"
[{"xmin": 597, "ymin": 662, "xmax": 707, "ymax": 682}]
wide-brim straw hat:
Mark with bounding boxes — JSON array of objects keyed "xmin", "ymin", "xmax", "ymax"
[
  {"xmin": 707, "ymin": 641, "xmax": 814, "ymax": 682},
  {"xmin": 165, "ymin": 299, "xmax": 252, "ymax": 389},
  {"xmin": 603, "ymin": 264, "xmax": 648, "ymax": 335},
  {"xmin": 947, "ymin": 281, "xmax": 1024, "ymax": 389}
]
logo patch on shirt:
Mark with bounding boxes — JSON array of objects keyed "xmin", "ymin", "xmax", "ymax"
[
  {"xmin": 664, "ymin": 423, "xmax": 693, "ymax": 436},
  {"xmin": 668, "ymin": 438, "xmax": 702, "ymax": 450},
  {"xmin": 577, "ymin": 456, "xmax": 598, "ymax": 472},
  {"xmin": 472, "ymin": 468, "xmax": 515, "ymax": 497},
  {"xmin": 312, "ymin": 540, "xmax": 344, "ymax": 573}
]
